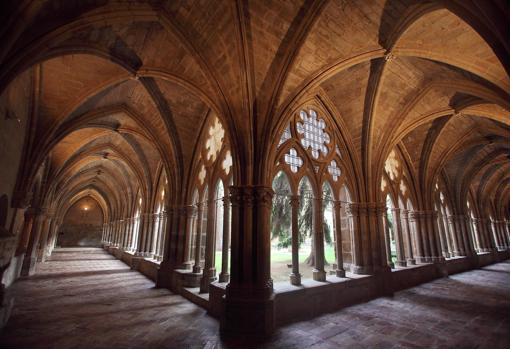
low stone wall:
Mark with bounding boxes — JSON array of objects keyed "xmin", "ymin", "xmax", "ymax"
[
  {"xmin": 104, "ymin": 245, "xmax": 509, "ymax": 333},
  {"xmin": 391, "ymin": 263, "xmax": 440, "ymax": 292},
  {"xmin": 104, "ymin": 246, "xmax": 160, "ymax": 282},
  {"xmin": 274, "ymin": 275, "xmax": 376, "ymax": 327}
]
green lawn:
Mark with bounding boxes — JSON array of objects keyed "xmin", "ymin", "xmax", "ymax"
[{"xmin": 214, "ymin": 245, "xmax": 337, "ymax": 281}]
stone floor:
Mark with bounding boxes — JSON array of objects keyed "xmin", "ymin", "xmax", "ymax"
[{"xmin": 1, "ymin": 249, "xmax": 509, "ymax": 349}]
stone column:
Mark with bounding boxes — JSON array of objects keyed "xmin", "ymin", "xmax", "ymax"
[
  {"xmin": 151, "ymin": 213, "xmax": 160, "ymax": 257},
  {"xmin": 135, "ymin": 215, "xmax": 146, "ymax": 256},
  {"xmin": 154, "ymin": 211, "xmax": 164, "ymax": 261},
  {"xmin": 499, "ymin": 221, "xmax": 509, "ymax": 248},
  {"xmin": 428, "ymin": 211, "xmax": 444, "ymax": 262},
  {"xmin": 333, "ymin": 201, "xmax": 346, "ymax": 277},
  {"xmin": 417, "ymin": 212, "xmax": 431, "ymax": 262},
  {"xmin": 391, "ymin": 208, "xmax": 406, "ymax": 267},
  {"xmin": 312, "ymin": 196, "xmax": 326, "ymax": 281},
  {"xmin": 441, "ymin": 214, "xmax": 453, "ymax": 256},
  {"xmin": 345, "ymin": 203, "xmax": 366, "ymax": 274},
  {"xmin": 409, "ymin": 212, "xmax": 425, "ymax": 263},
  {"xmin": 219, "ymin": 196, "xmax": 231, "ymax": 283},
  {"xmin": 181, "ymin": 206, "xmax": 196, "ymax": 269},
  {"xmin": 359, "ymin": 204, "xmax": 373, "ymax": 272},
  {"xmin": 145, "ymin": 213, "xmax": 155, "ymax": 257},
  {"xmin": 447, "ymin": 215, "xmax": 461, "ymax": 256},
  {"xmin": 200, "ymin": 196, "xmax": 218, "ymax": 293},
  {"xmin": 473, "ymin": 218, "xmax": 487, "ymax": 252},
  {"xmin": 221, "ymin": 186, "xmax": 274, "ymax": 339},
  {"xmin": 506, "ymin": 221, "xmax": 510, "ymax": 247},
  {"xmin": 16, "ymin": 209, "xmax": 36, "ymax": 256},
  {"xmin": 470, "ymin": 218, "xmax": 481, "ymax": 252},
  {"xmin": 370, "ymin": 203, "xmax": 388, "ymax": 273},
  {"xmin": 483, "ymin": 218, "xmax": 496, "ymax": 251},
  {"xmin": 383, "ymin": 212, "xmax": 394, "ymax": 268},
  {"xmin": 192, "ymin": 203, "xmax": 204, "ymax": 273},
  {"xmin": 424, "ymin": 212, "xmax": 437, "ymax": 261},
  {"xmin": 436, "ymin": 211, "xmax": 449, "ymax": 258},
  {"xmin": 125, "ymin": 218, "xmax": 132, "ymax": 251},
  {"xmin": 159, "ymin": 210, "xmax": 168, "ymax": 260},
  {"xmin": 401, "ymin": 210, "xmax": 416, "ymax": 264},
  {"xmin": 459, "ymin": 216, "xmax": 473, "ymax": 256},
  {"xmin": 37, "ymin": 215, "xmax": 53, "ymax": 262},
  {"xmin": 36, "ymin": 216, "xmax": 49, "ymax": 262},
  {"xmin": 289, "ymin": 195, "xmax": 301, "ymax": 285},
  {"xmin": 21, "ymin": 208, "xmax": 46, "ymax": 276}
]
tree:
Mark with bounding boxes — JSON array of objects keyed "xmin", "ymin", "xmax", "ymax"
[
  {"xmin": 271, "ymin": 172, "xmax": 291, "ymax": 248},
  {"xmin": 271, "ymin": 173, "xmax": 334, "ymax": 267}
]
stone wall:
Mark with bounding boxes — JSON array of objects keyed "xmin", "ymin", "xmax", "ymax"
[
  {"xmin": 0, "ymin": 69, "xmax": 31, "ymax": 234},
  {"xmin": 57, "ymin": 198, "xmax": 103, "ymax": 247}
]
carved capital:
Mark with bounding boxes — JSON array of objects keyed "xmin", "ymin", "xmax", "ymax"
[
  {"xmin": 253, "ymin": 186, "xmax": 274, "ymax": 209},
  {"xmin": 345, "ymin": 203, "xmax": 359, "ymax": 217},
  {"xmin": 229, "ymin": 186, "xmax": 274, "ymax": 209},
  {"xmin": 289, "ymin": 195, "xmax": 300, "ymax": 208},
  {"xmin": 186, "ymin": 205, "xmax": 197, "ymax": 217}
]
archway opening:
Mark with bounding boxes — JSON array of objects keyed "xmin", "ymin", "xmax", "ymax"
[{"xmin": 58, "ymin": 196, "xmax": 104, "ymax": 247}]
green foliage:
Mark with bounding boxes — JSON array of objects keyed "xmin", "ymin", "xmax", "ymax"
[
  {"xmin": 271, "ymin": 174, "xmax": 334, "ymax": 259},
  {"xmin": 271, "ymin": 173, "xmax": 291, "ymax": 248}
]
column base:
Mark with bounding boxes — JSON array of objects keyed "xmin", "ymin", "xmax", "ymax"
[
  {"xmin": 454, "ymin": 251, "xmax": 465, "ymax": 257},
  {"xmin": 415, "ymin": 256, "xmax": 428, "ymax": 264},
  {"xmin": 406, "ymin": 258, "xmax": 416, "ymax": 265},
  {"xmin": 218, "ymin": 272, "xmax": 230, "ymax": 283},
  {"xmin": 351, "ymin": 265, "xmax": 373, "ymax": 275},
  {"xmin": 199, "ymin": 274, "xmax": 217, "ymax": 294},
  {"xmin": 335, "ymin": 269, "xmax": 346, "ymax": 278},
  {"xmin": 395, "ymin": 260, "xmax": 407, "ymax": 268},
  {"xmin": 312, "ymin": 269, "xmax": 326, "ymax": 281},
  {"xmin": 432, "ymin": 256, "xmax": 445, "ymax": 263},
  {"xmin": 192, "ymin": 265, "xmax": 202, "ymax": 274},
  {"xmin": 289, "ymin": 272, "xmax": 301, "ymax": 285},
  {"xmin": 179, "ymin": 261, "xmax": 193, "ymax": 271}
]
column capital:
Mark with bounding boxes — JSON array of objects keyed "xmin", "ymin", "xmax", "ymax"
[
  {"xmin": 289, "ymin": 195, "xmax": 300, "ymax": 208},
  {"xmin": 185, "ymin": 204, "xmax": 197, "ymax": 217},
  {"xmin": 366, "ymin": 202, "xmax": 386, "ymax": 215},
  {"xmin": 345, "ymin": 202, "xmax": 359, "ymax": 217},
  {"xmin": 229, "ymin": 185, "xmax": 274, "ymax": 209},
  {"xmin": 409, "ymin": 210, "xmax": 421, "ymax": 220}
]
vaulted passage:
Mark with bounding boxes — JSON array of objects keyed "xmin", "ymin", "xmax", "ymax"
[
  {"xmin": 0, "ymin": 0, "xmax": 509, "ymax": 345},
  {"xmin": 0, "ymin": 248, "xmax": 219, "ymax": 349},
  {"xmin": 1, "ymin": 249, "xmax": 508, "ymax": 348}
]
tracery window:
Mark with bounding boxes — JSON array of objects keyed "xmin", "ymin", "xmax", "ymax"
[
  {"xmin": 150, "ymin": 172, "xmax": 168, "ymax": 262},
  {"xmin": 130, "ymin": 195, "xmax": 142, "ymax": 252},
  {"xmin": 188, "ymin": 114, "xmax": 233, "ymax": 293},
  {"xmin": 381, "ymin": 147, "xmax": 417, "ymax": 268},
  {"xmin": 271, "ymin": 106, "xmax": 350, "ymax": 285}
]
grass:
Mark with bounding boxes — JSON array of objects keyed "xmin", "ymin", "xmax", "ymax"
[{"xmin": 213, "ymin": 244, "xmax": 338, "ymax": 282}]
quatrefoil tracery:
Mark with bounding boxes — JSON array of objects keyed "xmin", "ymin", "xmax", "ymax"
[{"xmin": 296, "ymin": 109, "xmax": 330, "ymax": 159}]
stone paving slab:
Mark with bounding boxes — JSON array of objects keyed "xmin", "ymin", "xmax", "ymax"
[{"xmin": 1, "ymin": 249, "xmax": 509, "ymax": 349}]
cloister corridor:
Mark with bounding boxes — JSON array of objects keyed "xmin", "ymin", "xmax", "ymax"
[{"xmin": 0, "ymin": 248, "xmax": 508, "ymax": 349}]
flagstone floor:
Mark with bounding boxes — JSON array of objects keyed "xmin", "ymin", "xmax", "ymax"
[{"xmin": 1, "ymin": 248, "xmax": 508, "ymax": 349}]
